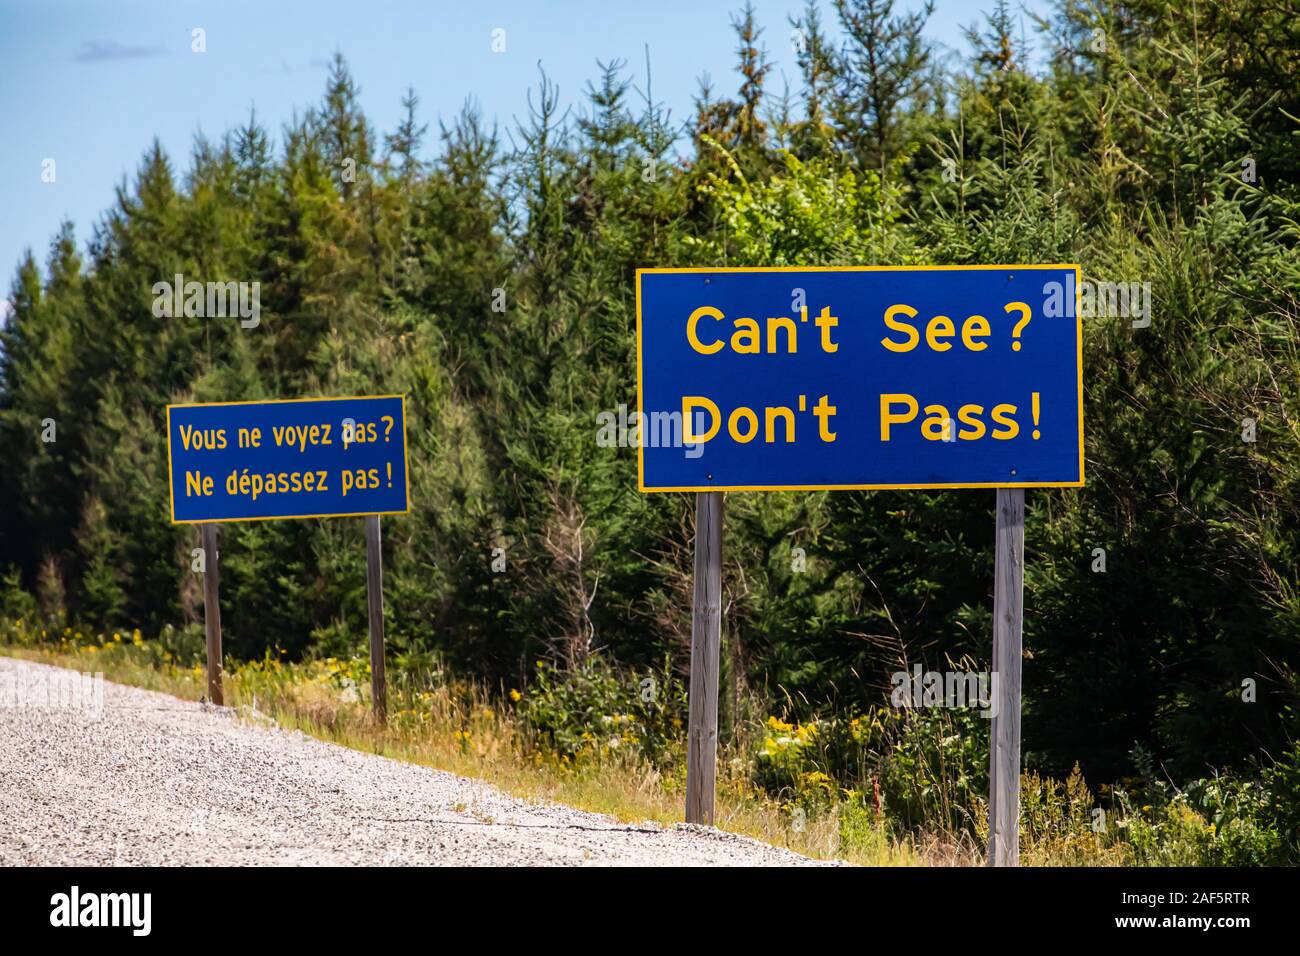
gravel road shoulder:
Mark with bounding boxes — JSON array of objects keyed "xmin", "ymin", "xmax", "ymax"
[{"xmin": 0, "ymin": 656, "xmax": 829, "ymax": 866}]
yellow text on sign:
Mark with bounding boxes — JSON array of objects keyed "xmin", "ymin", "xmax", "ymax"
[
  {"xmin": 686, "ymin": 305, "xmax": 840, "ymax": 354},
  {"xmin": 681, "ymin": 394, "xmax": 838, "ymax": 445},
  {"xmin": 879, "ymin": 392, "xmax": 1042, "ymax": 441},
  {"xmin": 880, "ymin": 302, "xmax": 1034, "ymax": 352}
]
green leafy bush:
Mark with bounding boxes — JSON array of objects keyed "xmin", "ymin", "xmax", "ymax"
[{"xmin": 515, "ymin": 658, "xmax": 686, "ymax": 769}]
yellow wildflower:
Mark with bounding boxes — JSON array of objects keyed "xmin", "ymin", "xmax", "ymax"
[{"xmin": 766, "ymin": 715, "xmax": 794, "ymax": 734}]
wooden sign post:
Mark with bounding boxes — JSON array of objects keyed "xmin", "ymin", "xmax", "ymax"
[
  {"xmin": 685, "ymin": 490, "xmax": 723, "ymax": 825},
  {"xmin": 200, "ymin": 523, "xmax": 224, "ymax": 706},
  {"xmin": 364, "ymin": 514, "xmax": 387, "ymax": 724},
  {"xmin": 988, "ymin": 488, "xmax": 1025, "ymax": 866}
]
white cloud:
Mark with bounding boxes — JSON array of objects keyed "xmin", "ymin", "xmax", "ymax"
[{"xmin": 74, "ymin": 40, "xmax": 166, "ymax": 63}]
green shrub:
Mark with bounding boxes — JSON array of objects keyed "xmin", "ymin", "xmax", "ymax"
[
  {"xmin": 515, "ymin": 658, "xmax": 686, "ymax": 769},
  {"xmin": 1, "ymin": 569, "xmax": 39, "ymax": 627},
  {"xmin": 751, "ymin": 704, "xmax": 988, "ymax": 839}
]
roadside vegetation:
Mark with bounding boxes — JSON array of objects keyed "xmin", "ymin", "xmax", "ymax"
[{"xmin": 5, "ymin": 615, "xmax": 1296, "ymax": 865}]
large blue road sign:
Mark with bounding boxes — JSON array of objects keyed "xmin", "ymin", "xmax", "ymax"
[
  {"xmin": 167, "ymin": 395, "xmax": 410, "ymax": 523},
  {"xmin": 636, "ymin": 266, "xmax": 1084, "ymax": 491}
]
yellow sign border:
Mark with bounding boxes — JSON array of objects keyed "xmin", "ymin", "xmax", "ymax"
[
  {"xmin": 166, "ymin": 394, "xmax": 412, "ymax": 524},
  {"xmin": 634, "ymin": 264, "xmax": 1085, "ymax": 493}
]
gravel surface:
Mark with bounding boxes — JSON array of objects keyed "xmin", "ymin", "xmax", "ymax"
[{"xmin": 0, "ymin": 656, "xmax": 826, "ymax": 866}]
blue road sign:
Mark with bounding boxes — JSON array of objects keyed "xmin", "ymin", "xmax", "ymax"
[
  {"xmin": 636, "ymin": 266, "xmax": 1084, "ymax": 491},
  {"xmin": 167, "ymin": 395, "xmax": 410, "ymax": 523}
]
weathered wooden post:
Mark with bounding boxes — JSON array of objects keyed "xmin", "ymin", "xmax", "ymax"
[
  {"xmin": 988, "ymin": 488, "xmax": 1025, "ymax": 866},
  {"xmin": 364, "ymin": 514, "xmax": 387, "ymax": 724},
  {"xmin": 200, "ymin": 523, "xmax": 224, "ymax": 706},
  {"xmin": 685, "ymin": 490, "xmax": 723, "ymax": 825}
]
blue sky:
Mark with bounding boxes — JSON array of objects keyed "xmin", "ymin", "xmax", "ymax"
[{"xmin": 1, "ymin": 0, "xmax": 1050, "ymax": 298}]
